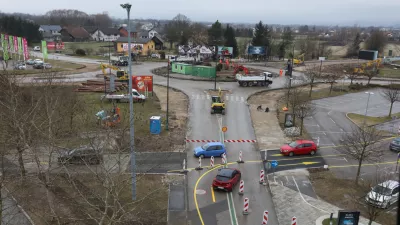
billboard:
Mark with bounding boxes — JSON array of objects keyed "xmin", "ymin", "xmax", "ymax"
[
  {"xmin": 248, "ymin": 46, "xmax": 266, "ymax": 55},
  {"xmin": 217, "ymin": 46, "xmax": 233, "ymax": 55},
  {"xmin": 132, "ymin": 75, "xmax": 153, "ymax": 92},
  {"xmin": 47, "ymin": 42, "xmax": 65, "ymax": 50},
  {"xmin": 337, "ymin": 210, "xmax": 360, "ymax": 225},
  {"xmin": 123, "ymin": 43, "xmax": 143, "ymax": 51}
]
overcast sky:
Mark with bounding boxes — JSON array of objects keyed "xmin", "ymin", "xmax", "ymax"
[{"xmin": 2, "ymin": 0, "xmax": 400, "ymax": 26}]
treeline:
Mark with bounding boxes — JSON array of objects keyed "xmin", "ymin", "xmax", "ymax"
[{"xmin": 0, "ymin": 14, "xmax": 42, "ymax": 43}]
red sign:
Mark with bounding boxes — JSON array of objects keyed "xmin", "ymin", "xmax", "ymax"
[
  {"xmin": 47, "ymin": 42, "xmax": 65, "ymax": 50},
  {"xmin": 132, "ymin": 75, "xmax": 153, "ymax": 92}
]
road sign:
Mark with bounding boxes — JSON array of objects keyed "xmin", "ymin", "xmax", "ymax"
[
  {"xmin": 222, "ymin": 127, "xmax": 227, "ymax": 132},
  {"xmin": 271, "ymin": 160, "xmax": 278, "ymax": 168}
]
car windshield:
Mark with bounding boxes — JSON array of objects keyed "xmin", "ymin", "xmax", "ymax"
[
  {"xmin": 373, "ymin": 186, "xmax": 392, "ymax": 196},
  {"xmin": 216, "ymin": 175, "xmax": 231, "ymax": 182},
  {"xmin": 393, "ymin": 139, "xmax": 400, "ymax": 145},
  {"xmin": 288, "ymin": 141, "xmax": 298, "ymax": 147},
  {"xmin": 201, "ymin": 144, "xmax": 210, "ymax": 150}
]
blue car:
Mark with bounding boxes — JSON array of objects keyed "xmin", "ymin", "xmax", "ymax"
[{"xmin": 193, "ymin": 142, "xmax": 226, "ymax": 158}]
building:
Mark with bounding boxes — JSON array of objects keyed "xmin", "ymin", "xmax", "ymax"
[
  {"xmin": 90, "ymin": 28, "xmax": 120, "ymax": 42},
  {"xmin": 39, "ymin": 25, "xmax": 62, "ymax": 35},
  {"xmin": 138, "ymin": 29, "xmax": 164, "ymax": 50},
  {"xmin": 60, "ymin": 26, "xmax": 91, "ymax": 42},
  {"xmin": 115, "ymin": 37, "xmax": 156, "ymax": 56},
  {"xmin": 118, "ymin": 26, "xmax": 137, "ymax": 38}
]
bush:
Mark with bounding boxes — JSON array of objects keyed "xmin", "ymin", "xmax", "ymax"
[
  {"xmin": 349, "ymin": 82, "xmax": 364, "ymax": 90},
  {"xmin": 75, "ymin": 49, "xmax": 86, "ymax": 56},
  {"xmin": 216, "ymin": 63, "xmax": 223, "ymax": 71},
  {"xmin": 159, "ymin": 51, "xmax": 166, "ymax": 59}
]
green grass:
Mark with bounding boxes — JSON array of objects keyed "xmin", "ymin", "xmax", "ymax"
[
  {"xmin": 322, "ymin": 218, "xmax": 337, "ymax": 225},
  {"xmin": 347, "ymin": 112, "xmax": 399, "ymax": 127},
  {"xmin": 378, "ymin": 66, "xmax": 400, "ymax": 78},
  {"xmin": 64, "ymin": 42, "xmax": 112, "ymax": 51}
]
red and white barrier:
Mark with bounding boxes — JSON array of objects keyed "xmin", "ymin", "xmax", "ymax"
[
  {"xmin": 210, "ymin": 156, "xmax": 214, "ymax": 168},
  {"xmin": 242, "ymin": 197, "xmax": 249, "ymax": 215},
  {"xmin": 185, "ymin": 139, "xmax": 257, "ymax": 143},
  {"xmin": 237, "ymin": 151, "xmax": 244, "ymax": 163},
  {"xmin": 259, "ymin": 170, "xmax": 265, "ymax": 184},
  {"xmin": 224, "ymin": 139, "xmax": 257, "ymax": 143},
  {"xmin": 292, "ymin": 216, "xmax": 297, "ymax": 225},
  {"xmin": 262, "ymin": 210, "xmax": 269, "ymax": 224},
  {"xmin": 222, "ymin": 153, "xmax": 227, "ymax": 164},
  {"xmin": 195, "ymin": 157, "xmax": 203, "ymax": 170},
  {"xmin": 238, "ymin": 180, "xmax": 244, "ymax": 195},
  {"xmin": 185, "ymin": 139, "xmax": 219, "ymax": 143}
]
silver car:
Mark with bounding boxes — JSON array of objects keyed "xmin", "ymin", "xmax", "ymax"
[
  {"xmin": 365, "ymin": 180, "xmax": 399, "ymax": 208},
  {"xmin": 14, "ymin": 63, "xmax": 26, "ymax": 70},
  {"xmin": 26, "ymin": 59, "xmax": 35, "ymax": 65},
  {"xmin": 43, "ymin": 63, "xmax": 52, "ymax": 69}
]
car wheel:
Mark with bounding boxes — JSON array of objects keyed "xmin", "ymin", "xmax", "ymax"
[
  {"xmin": 220, "ymin": 153, "xmax": 225, "ymax": 157},
  {"xmin": 385, "ymin": 202, "xmax": 390, "ymax": 209},
  {"xmin": 222, "ymin": 110, "xmax": 225, "ymax": 115},
  {"xmin": 310, "ymin": 150, "xmax": 315, "ymax": 156},
  {"xmin": 289, "ymin": 152, "xmax": 294, "ymax": 157},
  {"xmin": 199, "ymin": 154, "xmax": 204, "ymax": 158}
]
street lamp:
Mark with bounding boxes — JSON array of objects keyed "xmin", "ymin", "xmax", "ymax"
[
  {"xmin": 121, "ymin": 2, "xmax": 136, "ymax": 201},
  {"xmin": 166, "ymin": 59, "xmax": 170, "ymax": 131},
  {"xmin": 286, "ymin": 77, "xmax": 293, "ymax": 108},
  {"xmin": 363, "ymin": 92, "xmax": 374, "ymax": 126}
]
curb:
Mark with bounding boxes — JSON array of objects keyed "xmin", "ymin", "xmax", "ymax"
[{"xmin": 345, "ymin": 112, "xmax": 361, "ymax": 129}]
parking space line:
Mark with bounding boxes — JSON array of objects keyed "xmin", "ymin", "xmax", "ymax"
[
  {"xmin": 211, "ymin": 186, "xmax": 216, "ymax": 203},
  {"xmin": 330, "ymin": 118, "xmax": 336, "ymax": 124}
]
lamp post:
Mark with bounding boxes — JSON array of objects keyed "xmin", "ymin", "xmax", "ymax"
[
  {"xmin": 166, "ymin": 59, "xmax": 170, "ymax": 131},
  {"xmin": 121, "ymin": 2, "xmax": 136, "ymax": 201},
  {"xmin": 363, "ymin": 92, "xmax": 374, "ymax": 126},
  {"xmin": 286, "ymin": 77, "xmax": 293, "ymax": 108}
]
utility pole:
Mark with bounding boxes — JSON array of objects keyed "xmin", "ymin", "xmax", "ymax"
[
  {"xmin": 214, "ymin": 45, "xmax": 218, "ymax": 90},
  {"xmin": 121, "ymin": 3, "xmax": 136, "ymax": 201},
  {"xmin": 166, "ymin": 59, "xmax": 170, "ymax": 131}
]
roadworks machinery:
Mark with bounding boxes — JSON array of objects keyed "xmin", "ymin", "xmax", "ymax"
[
  {"xmin": 210, "ymin": 87, "xmax": 226, "ymax": 115},
  {"xmin": 352, "ymin": 58, "xmax": 382, "ymax": 74},
  {"xmin": 100, "ymin": 63, "xmax": 129, "ymax": 82}
]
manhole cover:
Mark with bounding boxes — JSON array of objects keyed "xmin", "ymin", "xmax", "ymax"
[{"xmin": 195, "ymin": 189, "xmax": 206, "ymax": 195}]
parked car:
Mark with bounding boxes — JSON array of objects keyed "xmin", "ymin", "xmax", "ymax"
[
  {"xmin": 43, "ymin": 63, "xmax": 52, "ymax": 69},
  {"xmin": 280, "ymin": 140, "xmax": 318, "ymax": 156},
  {"xmin": 389, "ymin": 138, "xmax": 400, "ymax": 151},
  {"xmin": 150, "ymin": 53, "xmax": 160, "ymax": 58},
  {"xmin": 193, "ymin": 142, "xmax": 226, "ymax": 158},
  {"xmin": 33, "ymin": 46, "xmax": 40, "ymax": 51},
  {"xmin": 212, "ymin": 168, "xmax": 241, "ymax": 192},
  {"xmin": 26, "ymin": 59, "xmax": 35, "ymax": 65},
  {"xmin": 33, "ymin": 63, "xmax": 44, "ymax": 69},
  {"xmin": 57, "ymin": 146, "xmax": 103, "ymax": 165},
  {"xmin": 113, "ymin": 60, "xmax": 128, "ymax": 66},
  {"xmin": 14, "ymin": 63, "xmax": 26, "ymax": 70},
  {"xmin": 33, "ymin": 59, "xmax": 43, "ymax": 64},
  {"xmin": 365, "ymin": 180, "xmax": 399, "ymax": 208}
]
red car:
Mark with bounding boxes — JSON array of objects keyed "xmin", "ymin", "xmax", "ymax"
[
  {"xmin": 212, "ymin": 168, "xmax": 241, "ymax": 192},
  {"xmin": 280, "ymin": 140, "xmax": 318, "ymax": 156}
]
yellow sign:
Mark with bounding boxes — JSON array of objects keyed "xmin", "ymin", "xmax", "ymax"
[{"xmin": 222, "ymin": 127, "xmax": 227, "ymax": 132}]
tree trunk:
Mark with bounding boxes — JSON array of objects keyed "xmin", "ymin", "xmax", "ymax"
[
  {"xmin": 355, "ymin": 158, "xmax": 363, "ymax": 185},
  {"xmin": 350, "ymin": 77, "xmax": 354, "ymax": 85},
  {"xmin": 329, "ymin": 83, "xmax": 334, "ymax": 95},
  {"xmin": 389, "ymin": 102, "xmax": 393, "ymax": 117},
  {"xmin": 16, "ymin": 146, "xmax": 26, "ymax": 178},
  {"xmin": 368, "ymin": 218, "xmax": 373, "ymax": 225},
  {"xmin": 309, "ymin": 82, "xmax": 313, "ymax": 97},
  {"xmin": 368, "ymin": 77, "xmax": 372, "ymax": 85},
  {"xmin": 300, "ymin": 118, "xmax": 304, "ymax": 135}
]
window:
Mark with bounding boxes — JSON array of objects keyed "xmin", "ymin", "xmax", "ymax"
[
  {"xmin": 216, "ymin": 145, "xmax": 223, "ymax": 150},
  {"xmin": 392, "ymin": 187, "xmax": 399, "ymax": 194},
  {"xmin": 207, "ymin": 146, "xmax": 217, "ymax": 151},
  {"xmin": 181, "ymin": 66, "xmax": 183, "ymax": 70},
  {"xmin": 304, "ymin": 143, "xmax": 313, "ymax": 147},
  {"xmin": 297, "ymin": 144, "xmax": 304, "ymax": 148}
]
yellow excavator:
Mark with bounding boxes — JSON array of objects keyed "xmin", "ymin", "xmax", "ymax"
[
  {"xmin": 293, "ymin": 53, "xmax": 305, "ymax": 66},
  {"xmin": 353, "ymin": 58, "xmax": 382, "ymax": 74},
  {"xmin": 100, "ymin": 63, "xmax": 129, "ymax": 82}
]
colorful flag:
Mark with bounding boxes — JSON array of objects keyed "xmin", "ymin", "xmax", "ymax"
[
  {"xmin": 4, "ymin": 34, "xmax": 9, "ymax": 52},
  {"xmin": 41, "ymin": 40, "xmax": 48, "ymax": 60},
  {"xmin": 0, "ymin": 34, "xmax": 5, "ymax": 59},
  {"xmin": 2, "ymin": 35, "xmax": 9, "ymax": 61},
  {"xmin": 13, "ymin": 36, "xmax": 18, "ymax": 53},
  {"xmin": 18, "ymin": 37, "xmax": 22, "ymax": 56},
  {"xmin": 22, "ymin": 38, "xmax": 29, "ymax": 61},
  {"xmin": 8, "ymin": 35, "xmax": 14, "ymax": 54}
]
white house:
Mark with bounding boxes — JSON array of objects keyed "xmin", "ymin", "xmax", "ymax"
[
  {"xmin": 91, "ymin": 28, "xmax": 120, "ymax": 42},
  {"xmin": 39, "ymin": 25, "xmax": 62, "ymax": 35},
  {"xmin": 138, "ymin": 28, "xmax": 159, "ymax": 39}
]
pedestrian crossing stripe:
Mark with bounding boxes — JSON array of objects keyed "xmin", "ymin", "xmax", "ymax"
[{"xmin": 190, "ymin": 94, "xmax": 246, "ymax": 102}]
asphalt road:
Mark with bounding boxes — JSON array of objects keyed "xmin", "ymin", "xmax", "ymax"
[
  {"xmin": 304, "ymin": 90, "xmax": 400, "ymax": 180},
  {"xmin": 263, "ymin": 150, "xmax": 326, "ymax": 173}
]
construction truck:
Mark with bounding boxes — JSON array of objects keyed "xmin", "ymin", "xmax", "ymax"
[
  {"xmin": 100, "ymin": 63, "xmax": 129, "ymax": 82},
  {"xmin": 236, "ymin": 73, "xmax": 273, "ymax": 87},
  {"xmin": 211, "ymin": 88, "xmax": 226, "ymax": 115},
  {"xmin": 293, "ymin": 53, "xmax": 305, "ymax": 66},
  {"xmin": 110, "ymin": 55, "xmax": 129, "ymax": 66},
  {"xmin": 233, "ymin": 65, "xmax": 250, "ymax": 75}
]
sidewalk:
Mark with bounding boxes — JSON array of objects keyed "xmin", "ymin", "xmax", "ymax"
[{"xmin": 269, "ymin": 176, "xmax": 379, "ymax": 225}]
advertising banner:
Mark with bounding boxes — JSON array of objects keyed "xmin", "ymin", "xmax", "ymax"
[
  {"xmin": 47, "ymin": 41, "xmax": 65, "ymax": 50},
  {"xmin": 8, "ymin": 36, "xmax": 14, "ymax": 53},
  {"xmin": 18, "ymin": 37, "xmax": 23, "ymax": 56},
  {"xmin": 122, "ymin": 43, "xmax": 143, "ymax": 51},
  {"xmin": 4, "ymin": 34, "xmax": 9, "ymax": 52},
  {"xmin": 2, "ymin": 36, "xmax": 9, "ymax": 60},
  {"xmin": 248, "ymin": 46, "xmax": 266, "ymax": 55},
  {"xmin": 132, "ymin": 75, "xmax": 153, "ymax": 92},
  {"xmin": 0, "ymin": 33, "xmax": 4, "ymax": 51},
  {"xmin": 41, "ymin": 40, "xmax": 48, "ymax": 60},
  {"xmin": 13, "ymin": 36, "xmax": 18, "ymax": 53},
  {"xmin": 337, "ymin": 210, "xmax": 360, "ymax": 225},
  {"xmin": 217, "ymin": 46, "xmax": 233, "ymax": 55},
  {"xmin": 22, "ymin": 37, "xmax": 29, "ymax": 60}
]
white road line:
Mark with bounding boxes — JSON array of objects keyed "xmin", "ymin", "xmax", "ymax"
[
  {"xmin": 240, "ymin": 96, "xmax": 244, "ymax": 102},
  {"xmin": 328, "ymin": 110, "xmax": 332, "ymax": 115},
  {"xmin": 340, "ymin": 128, "xmax": 344, "ymax": 132},
  {"xmin": 292, "ymin": 176, "xmax": 329, "ymax": 213},
  {"xmin": 330, "ymin": 118, "xmax": 336, "ymax": 124},
  {"xmin": 343, "ymin": 157, "xmax": 348, "ymax": 162},
  {"xmin": 225, "ymin": 95, "xmax": 229, "ymax": 101},
  {"xmin": 206, "ymin": 95, "xmax": 210, "ymax": 100},
  {"xmin": 303, "ymin": 124, "xmax": 320, "ymax": 127},
  {"xmin": 281, "ymin": 181, "xmax": 284, "ymax": 186},
  {"xmin": 323, "ymin": 132, "xmax": 327, "ymax": 135},
  {"xmin": 274, "ymin": 176, "xmax": 277, "ymax": 184}
]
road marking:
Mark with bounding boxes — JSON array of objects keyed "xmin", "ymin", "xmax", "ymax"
[
  {"xmin": 328, "ymin": 110, "xmax": 332, "ymax": 115},
  {"xmin": 340, "ymin": 128, "xmax": 344, "ymax": 132},
  {"xmin": 292, "ymin": 176, "xmax": 330, "ymax": 213},
  {"xmin": 269, "ymin": 154, "xmax": 346, "ymax": 161},
  {"xmin": 303, "ymin": 124, "xmax": 320, "ymax": 127},
  {"xmin": 270, "ymin": 153, "xmax": 283, "ymax": 157},
  {"xmin": 330, "ymin": 118, "xmax": 336, "ymax": 124},
  {"xmin": 228, "ymin": 192, "xmax": 238, "ymax": 225},
  {"xmin": 279, "ymin": 161, "xmax": 320, "ymax": 166},
  {"xmin": 211, "ymin": 186, "xmax": 216, "ymax": 203}
]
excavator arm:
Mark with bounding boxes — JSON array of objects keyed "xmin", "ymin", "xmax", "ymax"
[{"xmin": 100, "ymin": 63, "xmax": 122, "ymax": 76}]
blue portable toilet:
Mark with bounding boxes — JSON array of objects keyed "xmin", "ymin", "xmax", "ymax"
[{"xmin": 150, "ymin": 116, "xmax": 161, "ymax": 134}]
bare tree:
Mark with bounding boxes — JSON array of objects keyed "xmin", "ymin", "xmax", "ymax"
[
  {"xmin": 304, "ymin": 63, "xmax": 321, "ymax": 97},
  {"xmin": 339, "ymin": 126, "xmax": 384, "ymax": 185},
  {"xmin": 381, "ymin": 83, "xmax": 400, "ymax": 117},
  {"xmin": 324, "ymin": 65, "xmax": 343, "ymax": 95},
  {"xmin": 293, "ymin": 99, "xmax": 316, "ymax": 135},
  {"xmin": 364, "ymin": 63, "xmax": 378, "ymax": 85}
]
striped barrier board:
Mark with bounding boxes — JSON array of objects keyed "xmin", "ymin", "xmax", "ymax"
[{"xmin": 186, "ymin": 139, "xmax": 257, "ymax": 143}]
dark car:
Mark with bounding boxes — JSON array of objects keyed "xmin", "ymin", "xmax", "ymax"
[
  {"xmin": 33, "ymin": 63, "xmax": 44, "ymax": 69},
  {"xmin": 212, "ymin": 168, "xmax": 241, "ymax": 192},
  {"xmin": 114, "ymin": 60, "xmax": 128, "ymax": 66},
  {"xmin": 390, "ymin": 138, "xmax": 400, "ymax": 151},
  {"xmin": 57, "ymin": 146, "xmax": 103, "ymax": 165}
]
